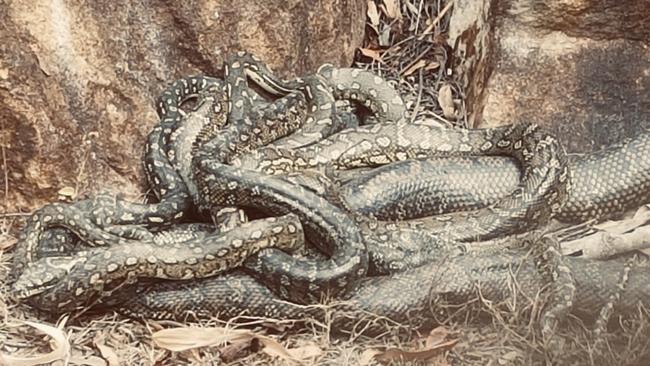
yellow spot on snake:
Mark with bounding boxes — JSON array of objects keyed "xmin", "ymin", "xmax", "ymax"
[{"xmin": 376, "ymin": 137, "xmax": 391, "ymax": 147}]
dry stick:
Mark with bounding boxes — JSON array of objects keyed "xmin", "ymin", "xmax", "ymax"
[
  {"xmin": 399, "ymin": 45, "xmax": 434, "ymax": 76},
  {"xmin": 417, "ymin": 0, "xmax": 456, "ymax": 40},
  {"xmin": 561, "ymin": 225, "xmax": 650, "ymax": 259},
  {"xmin": 0, "ymin": 213, "xmax": 30, "ymax": 218},
  {"xmin": 1, "ymin": 121, "xmax": 8, "ymax": 213},
  {"xmin": 552, "ymin": 219, "xmax": 598, "ymax": 243},
  {"xmin": 413, "ymin": 0, "xmax": 425, "ymax": 34},
  {"xmin": 409, "ymin": 69, "xmax": 425, "ymax": 124}
]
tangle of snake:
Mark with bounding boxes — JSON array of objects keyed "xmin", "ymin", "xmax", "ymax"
[{"xmin": 9, "ymin": 52, "xmax": 650, "ymax": 337}]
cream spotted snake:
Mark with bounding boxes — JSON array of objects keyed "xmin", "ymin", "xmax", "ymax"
[{"xmin": 9, "ymin": 53, "xmax": 650, "ymax": 335}]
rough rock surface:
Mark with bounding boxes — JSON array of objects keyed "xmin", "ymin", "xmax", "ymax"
[
  {"xmin": 0, "ymin": 0, "xmax": 366, "ymax": 213},
  {"xmin": 448, "ymin": 0, "xmax": 650, "ymax": 153}
]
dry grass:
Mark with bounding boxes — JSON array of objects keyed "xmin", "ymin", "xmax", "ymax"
[
  {"xmin": 2, "ymin": 213, "xmax": 650, "ymax": 364},
  {"xmin": 2, "ymin": 1, "xmax": 650, "ymax": 365}
]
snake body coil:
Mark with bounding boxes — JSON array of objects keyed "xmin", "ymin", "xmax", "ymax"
[
  {"xmin": 116, "ymin": 248, "xmax": 649, "ymax": 336},
  {"xmin": 10, "ymin": 53, "xmax": 650, "ymax": 337},
  {"xmin": 339, "ymin": 132, "xmax": 650, "ymax": 223}
]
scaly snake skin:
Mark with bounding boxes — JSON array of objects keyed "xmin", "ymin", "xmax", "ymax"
[
  {"xmin": 116, "ymin": 246, "xmax": 648, "ymax": 336},
  {"xmin": 11, "ymin": 53, "xmax": 392, "ymax": 306},
  {"xmin": 9, "ymin": 76, "xmax": 224, "ymax": 282},
  {"xmin": 13, "ymin": 214, "xmax": 304, "ymax": 311},
  {"xmin": 338, "ymin": 131, "xmax": 650, "ymax": 223},
  {"xmin": 9, "ymin": 53, "xmax": 650, "ymax": 336},
  {"xmin": 191, "ymin": 54, "xmax": 570, "ymax": 299}
]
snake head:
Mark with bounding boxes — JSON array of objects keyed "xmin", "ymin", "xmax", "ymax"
[{"xmin": 12, "ymin": 256, "xmax": 86, "ymax": 299}]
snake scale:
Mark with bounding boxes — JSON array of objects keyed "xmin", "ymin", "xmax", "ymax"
[
  {"xmin": 116, "ymin": 245, "xmax": 648, "ymax": 336},
  {"xmin": 9, "ymin": 75, "xmax": 225, "ymax": 282},
  {"xmin": 12, "ymin": 52, "xmax": 405, "ymax": 307},
  {"xmin": 9, "ymin": 52, "xmax": 650, "ymax": 337},
  {"xmin": 338, "ymin": 131, "xmax": 650, "ymax": 223},
  {"xmin": 12, "ymin": 214, "xmax": 304, "ymax": 309}
]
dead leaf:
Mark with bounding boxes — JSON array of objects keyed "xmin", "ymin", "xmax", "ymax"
[
  {"xmin": 0, "ymin": 235, "xmax": 18, "ymax": 250},
  {"xmin": 426, "ymin": 326, "xmax": 451, "ymax": 347},
  {"xmin": 0, "ymin": 320, "xmax": 71, "ymax": 366},
  {"xmin": 153, "ymin": 326, "xmax": 306, "ymax": 364},
  {"xmin": 286, "ymin": 343, "xmax": 323, "ymax": 361},
  {"xmin": 359, "ymin": 48, "xmax": 383, "ymax": 63},
  {"xmin": 402, "ymin": 59, "xmax": 427, "ymax": 77},
  {"xmin": 359, "ymin": 349, "xmax": 384, "ymax": 366},
  {"xmin": 94, "ymin": 338, "xmax": 120, "ymax": 366},
  {"xmin": 0, "ymin": 68, "xmax": 8, "ymax": 79},
  {"xmin": 67, "ymin": 354, "xmax": 107, "ymax": 366},
  {"xmin": 362, "ymin": 339, "xmax": 458, "ymax": 365},
  {"xmin": 425, "ymin": 61, "xmax": 441, "ymax": 71},
  {"xmin": 367, "ymin": 0, "xmax": 380, "ymax": 28},
  {"xmin": 153, "ymin": 327, "xmax": 251, "ymax": 352},
  {"xmin": 404, "ymin": 1, "xmax": 419, "ymax": 14},
  {"xmin": 378, "ymin": 27, "xmax": 392, "ymax": 47},
  {"xmin": 438, "ymin": 84, "xmax": 456, "ymax": 119},
  {"xmin": 374, "ymin": 340, "xmax": 458, "ymax": 363},
  {"xmin": 381, "ymin": 0, "xmax": 402, "ymax": 19},
  {"xmin": 219, "ymin": 338, "xmax": 255, "ymax": 363},
  {"xmin": 257, "ymin": 336, "xmax": 301, "ymax": 364}
]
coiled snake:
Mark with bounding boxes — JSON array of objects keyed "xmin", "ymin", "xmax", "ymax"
[
  {"xmin": 336, "ymin": 132, "xmax": 650, "ymax": 224},
  {"xmin": 10, "ymin": 53, "xmax": 650, "ymax": 334}
]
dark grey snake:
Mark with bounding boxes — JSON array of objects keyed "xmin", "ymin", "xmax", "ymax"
[
  {"xmin": 10, "ymin": 53, "xmax": 405, "ymax": 307},
  {"xmin": 9, "ymin": 75, "xmax": 225, "ymax": 282},
  {"xmin": 336, "ymin": 131, "xmax": 650, "ymax": 224},
  {"xmin": 12, "ymin": 214, "xmax": 305, "ymax": 308},
  {"xmin": 115, "ymin": 242, "xmax": 647, "ymax": 337},
  {"xmin": 10, "ymin": 53, "xmax": 650, "ymax": 337}
]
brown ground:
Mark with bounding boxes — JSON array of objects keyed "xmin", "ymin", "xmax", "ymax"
[{"xmin": 2, "ymin": 1, "xmax": 650, "ymax": 365}]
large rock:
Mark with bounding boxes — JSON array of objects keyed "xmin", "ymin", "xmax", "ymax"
[
  {"xmin": 1, "ymin": 0, "xmax": 366, "ymax": 212},
  {"xmin": 448, "ymin": 0, "xmax": 650, "ymax": 153}
]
